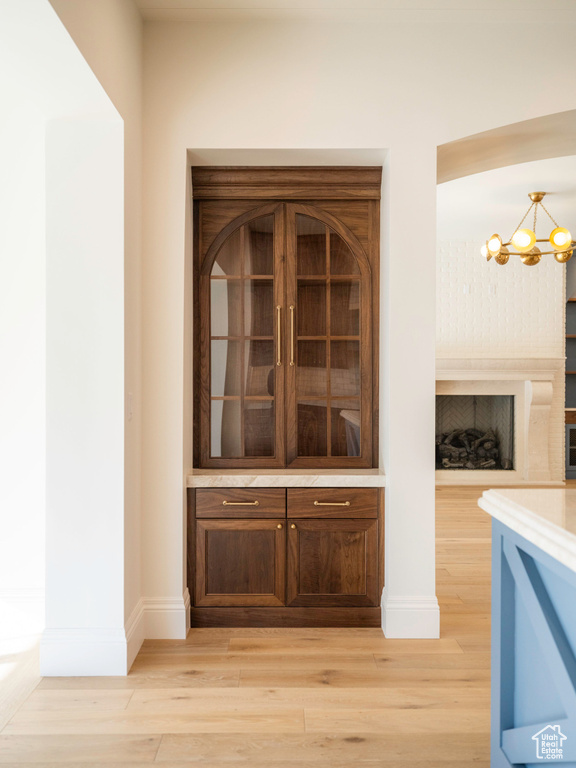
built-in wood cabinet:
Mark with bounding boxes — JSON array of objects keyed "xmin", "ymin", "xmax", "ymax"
[
  {"xmin": 189, "ymin": 486, "xmax": 383, "ymax": 626},
  {"xmin": 195, "ymin": 519, "xmax": 286, "ymax": 607},
  {"xmin": 286, "ymin": 519, "xmax": 379, "ymax": 607},
  {"xmin": 189, "ymin": 168, "xmax": 382, "ymax": 628},
  {"xmin": 286, "ymin": 488, "xmax": 379, "ymax": 609},
  {"xmin": 193, "ymin": 167, "xmax": 381, "ymax": 469},
  {"xmin": 194, "ymin": 488, "xmax": 286, "ymax": 608}
]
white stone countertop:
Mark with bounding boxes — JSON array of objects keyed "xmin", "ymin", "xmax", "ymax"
[
  {"xmin": 186, "ymin": 468, "xmax": 386, "ymax": 488},
  {"xmin": 479, "ymin": 488, "xmax": 576, "ymax": 574}
]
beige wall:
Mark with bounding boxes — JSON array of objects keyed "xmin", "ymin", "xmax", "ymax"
[
  {"xmin": 43, "ymin": 2, "xmax": 576, "ymax": 641},
  {"xmin": 141, "ymin": 9, "xmax": 576, "ymax": 636},
  {"xmin": 49, "ymin": 0, "xmax": 144, "ymax": 623}
]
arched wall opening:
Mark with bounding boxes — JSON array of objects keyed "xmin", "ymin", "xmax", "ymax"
[{"xmin": 436, "ymin": 112, "xmax": 576, "ymax": 488}]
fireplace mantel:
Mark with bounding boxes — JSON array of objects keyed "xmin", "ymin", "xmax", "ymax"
[{"xmin": 436, "ymin": 356, "xmax": 565, "ymax": 486}]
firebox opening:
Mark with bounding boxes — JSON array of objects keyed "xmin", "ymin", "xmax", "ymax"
[{"xmin": 436, "ymin": 395, "xmax": 514, "ymax": 470}]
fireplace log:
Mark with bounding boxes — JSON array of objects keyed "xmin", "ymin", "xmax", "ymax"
[
  {"xmin": 472, "ymin": 429, "xmax": 496, "ymax": 451},
  {"xmin": 436, "ymin": 426, "xmax": 508, "ymax": 470},
  {"xmin": 442, "ymin": 459, "xmax": 465, "ymax": 468},
  {"xmin": 443, "ymin": 430, "xmax": 460, "ymax": 445}
]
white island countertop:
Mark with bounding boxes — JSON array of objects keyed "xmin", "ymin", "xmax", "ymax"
[
  {"xmin": 479, "ymin": 488, "xmax": 576, "ymax": 574},
  {"xmin": 186, "ymin": 468, "xmax": 386, "ymax": 488}
]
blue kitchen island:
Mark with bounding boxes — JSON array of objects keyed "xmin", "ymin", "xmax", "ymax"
[{"xmin": 479, "ymin": 489, "xmax": 576, "ymax": 767}]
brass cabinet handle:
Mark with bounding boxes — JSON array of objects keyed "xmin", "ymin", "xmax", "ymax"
[
  {"xmin": 276, "ymin": 306, "xmax": 282, "ymax": 366},
  {"xmin": 289, "ymin": 305, "xmax": 295, "ymax": 367},
  {"xmin": 222, "ymin": 500, "xmax": 259, "ymax": 506},
  {"xmin": 290, "ymin": 523, "xmax": 296, "ymax": 529},
  {"xmin": 313, "ymin": 500, "xmax": 350, "ymax": 507},
  {"xmin": 277, "ymin": 523, "xmax": 283, "ymax": 529}
]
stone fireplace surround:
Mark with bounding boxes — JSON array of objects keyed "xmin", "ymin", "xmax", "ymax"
[{"xmin": 436, "ymin": 357, "xmax": 565, "ymax": 485}]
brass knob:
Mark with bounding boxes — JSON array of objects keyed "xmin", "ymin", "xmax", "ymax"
[
  {"xmin": 277, "ymin": 524, "xmax": 283, "ymax": 529},
  {"xmin": 290, "ymin": 523, "xmax": 296, "ymax": 529}
]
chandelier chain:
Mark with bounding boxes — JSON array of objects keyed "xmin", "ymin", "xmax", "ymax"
[
  {"xmin": 539, "ymin": 200, "xmax": 560, "ymax": 229},
  {"xmin": 508, "ymin": 201, "xmax": 534, "ymax": 243},
  {"xmin": 533, "ymin": 203, "xmax": 538, "ymax": 234}
]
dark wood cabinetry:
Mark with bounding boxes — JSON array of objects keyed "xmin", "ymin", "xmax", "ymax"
[
  {"xmin": 195, "ymin": 518, "xmax": 286, "ymax": 607},
  {"xmin": 188, "ymin": 486, "xmax": 383, "ymax": 626},
  {"xmin": 287, "ymin": 519, "xmax": 379, "ymax": 608},
  {"xmin": 196, "ymin": 487, "xmax": 285, "ymax": 518},
  {"xmin": 286, "ymin": 488, "xmax": 379, "ymax": 608},
  {"xmin": 189, "ymin": 168, "xmax": 382, "ymax": 628},
  {"xmin": 193, "ymin": 167, "xmax": 380, "ymax": 469},
  {"xmin": 287, "ymin": 487, "xmax": 378, "ymax": 518}
]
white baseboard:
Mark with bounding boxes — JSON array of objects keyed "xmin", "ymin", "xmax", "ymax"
[
  {"xmin": 40, "ymin": 590, "xmax": 191, "ymax": 676},
  {"xmin": 381, "ymin": 590, "xmax": 440, "ymax": 638},
  {"xmin": 40, "ymin": 627, "xmax": 130, "ymax": 676},
  {"xmin": 125, "ymin": 598, "xmax": 145, "ymax": 670},
  {"xmin": 143, "ymin": 591, "xmax": 190, "ymax": 640},
  {"xmin": 41, "ymin": 602, "xmax": 146, "ymax": 676}
]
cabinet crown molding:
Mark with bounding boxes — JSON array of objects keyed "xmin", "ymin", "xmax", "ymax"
[{"xmin": 191, "ymin": 166, "xmax": 382, "ymax": 200}]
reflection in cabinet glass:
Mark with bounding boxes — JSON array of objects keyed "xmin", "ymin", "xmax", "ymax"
[
  {"xmin": 294, "ymin": 214, "xmax": 362, "ymax": 460},
  {"xmin": 194, "ymin": 168, "xmax": 380, "ymax": 469},
  {"xmin": 209, "ymin": 214, "xmax": 277, "ymax": 460}
]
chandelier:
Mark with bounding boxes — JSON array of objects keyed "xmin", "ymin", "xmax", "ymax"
[{"xmin": 482, "ymin": 192, "xmax": 575, "ymax": 266}]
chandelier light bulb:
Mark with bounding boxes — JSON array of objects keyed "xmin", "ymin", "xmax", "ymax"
[
  {"xmin": 511, "ymin": 228, "xmax": 536, "ymax": 253},
  {"xmin": 550, "ymin": 227, "xmax": 572, "ymax": 250},
  {"xmin": 487, "ymin": 234, "xmax": 502, "ymax": 256},
  {"xmin": 481, "ymin": 243, "xmax": 491, "ymax": 260}
]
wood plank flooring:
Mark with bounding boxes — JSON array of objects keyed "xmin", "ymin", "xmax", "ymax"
[{"xmin": 0, "ymin": 486, "xmax": 492, "ymax": 766}]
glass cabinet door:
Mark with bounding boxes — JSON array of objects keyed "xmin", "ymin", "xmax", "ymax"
[
  {"xmin": 202, "ymin": 209, "xmax": 285, "ymax": 466},
  {"xmin": 286, "ymin": 208, "xmax": 371, "ymax": 467},
  {"xmin": 198, "ymin": 202, "xmax": 373, "ymax": 468}
]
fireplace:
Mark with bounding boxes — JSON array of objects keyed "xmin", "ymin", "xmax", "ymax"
[
  {"xmin": 436, "ymin": 395, "xmax": 514, "ymax": 470},
  {"xmin": 435, "ymin": 357, "xmax": 563, "ymax": 485}
]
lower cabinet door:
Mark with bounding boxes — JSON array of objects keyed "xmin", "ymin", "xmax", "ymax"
[
  {"xmin": 287, "ymin": 519, "xmax": 379, "ymax": 607},
  {"xmin": 196, "ymin": 519, "xmax": 286, "ymax": 606}
]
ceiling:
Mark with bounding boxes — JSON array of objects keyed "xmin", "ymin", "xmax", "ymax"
[
  {"xmin": 437, "ymin": 155, "xmax": 576, "ymax": 242},
  {"xmin": 133, "ymin": 0, "xmax": 573, "ymax": 7},
  {"xmin": 133, "ymin": 0, "xmax": 575, "ymax": 18}
]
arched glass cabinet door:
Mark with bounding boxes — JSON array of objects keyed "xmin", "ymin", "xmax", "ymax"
[
  {"xmin": 199, "ymin": 204, "xmax": 285, "ymax": 468},
  {"xmin": 285, "ymin": 204, "xmax": 372, "ymax": 468}
]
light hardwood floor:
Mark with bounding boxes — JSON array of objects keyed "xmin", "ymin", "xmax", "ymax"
[{"xmin": 0, "ymin": 486, "xmax": 492, "ymax": 766}]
